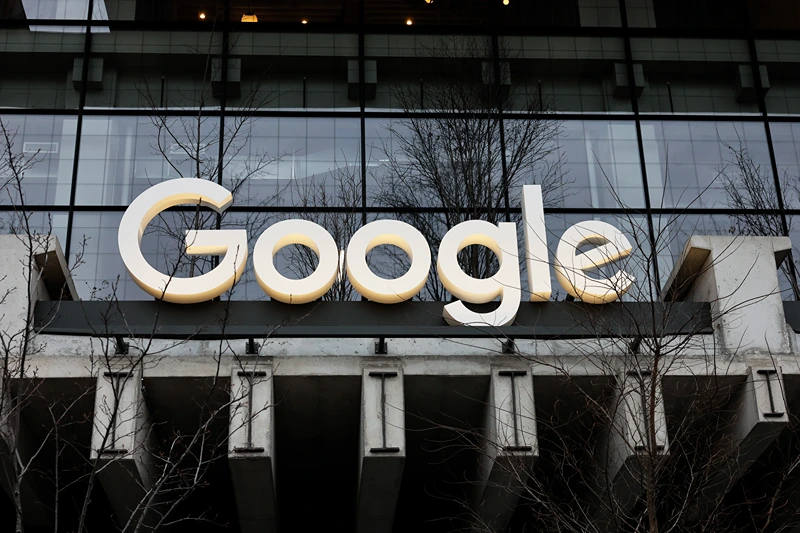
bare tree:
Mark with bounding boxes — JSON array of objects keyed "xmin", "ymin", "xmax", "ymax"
[
  {"xmin": 720, "ymin": 139, "xmax": 800, "ymax": 298},
  {"xmin": 373, "ymin": 36, "xmax": 566, "ymax": 301},
  {"xmin": 0, "ymin": 19, "xmax": 287, "ymax": 531},
  {"xmin": 409, "ymin": 168, "xmax": 800, "ymax": 533},
  {"xmin": 281, "ymin": 157, "xmax": 363, "ymax": 301}
]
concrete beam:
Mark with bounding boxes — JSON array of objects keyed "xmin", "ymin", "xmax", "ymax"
[
  {"xmin": 663, "ymin": 235, "xmax": 793, "ymax": 355},
  {"xmin": 694, "ymin": 366, "xmax": 789, "ymax": 521},
  {"xmin": 90, "ymin": 368, "xmax": 158, "ymax": 528},
  {"xmin": 473, "ymin": 369, "xmax": 538, "ymax": 531},
  {"xmin": 594, "ymin": 372, "xmax": 668, "ymax": 522},
  {"xmin": 357, "ymin": 366, "xmax": 405, "ymax": 533},
  {"xmin": 0, "ymin": 235, "xmax": 75, "ymax": 344},
  {"xmin": 228, "ymin": 365, "xmax": 277, "ymax": 533}
]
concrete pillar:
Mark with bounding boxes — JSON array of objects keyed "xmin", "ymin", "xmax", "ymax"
[
  {"xmin": 228, "ymin": 365, "xmax": 277, "ymax": 533},
  {"xmin": 357, "ymin": 367, "xmax": 405, "ymax": 533},
  {"xmin": 594, "ymin": 372, "xmax": 668, "ymax": 521},
  {"xmin": 473, "ymin": 369, "xmax": 538, "ymax": 531},
  {"xmin": 694, "ymin": 366, "xmax": 788, "ymax": 521},
  {"xmin": 662, "ymin": 235, "xmax": 793, "ymax": 355},
  {"xmin": 90, "ymin": 367, "xmax": 158, "ymax": 527},
  {"xmin": 0, "ymin": 235, "xmax": 76, "ymax": 352}
]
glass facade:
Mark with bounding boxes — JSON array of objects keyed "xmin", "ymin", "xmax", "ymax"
[{"xmin": 1, "ymin": 0, "xmax": 799, "ymax": 301}]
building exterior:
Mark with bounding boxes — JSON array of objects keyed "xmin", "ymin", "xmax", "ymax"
[{"xmin": 3, "ymin": 0, "xmax": 800, "ymax": 532}]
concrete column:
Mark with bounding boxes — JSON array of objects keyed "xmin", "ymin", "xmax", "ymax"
[
  {"xmin": 594, "ymin": 372, "xmax": 668, "ymax": 521},
  {"xmin": 0, "ymin": 235, "xmax": 76, "ymax": 351},
  {"xmin": 694, "ymin": 366, "xmax": 789, "ymax": 521},
  {"xmin": 90, "ymin": 367, "xmax": 158, "ymax": 527},
  {"xmin": 357, "ymin": 367, "xmax": 405, "ymax": 533},
  {"xmin": 228, "ymin": 365, "xmax": 277, "ymax": 533},
  {"xmin": 662, "ymin": 235, "xmax": 793, "ymax": 355},
  {"xmin": 473, "ymin": 369, "xmax": 538, "ymax": 531}
]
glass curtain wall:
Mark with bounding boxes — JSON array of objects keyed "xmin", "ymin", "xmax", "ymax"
[{"xmin": 0, "ymin": 0, "xmax": 797, "ymax": 301}]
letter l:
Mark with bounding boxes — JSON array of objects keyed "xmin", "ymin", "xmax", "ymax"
[{"xmin": 522, "ymin": 185, "xmax": 551, "ymax": 302}]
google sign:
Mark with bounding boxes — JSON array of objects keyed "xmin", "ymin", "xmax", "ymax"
[{"xmin": 118, "ymin": 179, "xmax": 634, "ymax": 327}]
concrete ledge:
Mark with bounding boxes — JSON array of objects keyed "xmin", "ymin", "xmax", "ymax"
[{"xmin": 34, "ymin": 300, "xmax": 714, "ymax": 339}]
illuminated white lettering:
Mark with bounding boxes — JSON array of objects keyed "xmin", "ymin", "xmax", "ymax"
[{"xmin": 117, "ymin": 178, "xmax": 247, "ymax": 303}]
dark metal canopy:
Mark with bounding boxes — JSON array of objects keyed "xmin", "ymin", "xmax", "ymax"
[{"xmin": 35, "ymin": 300, "xmax": 713, "ymax": 340}]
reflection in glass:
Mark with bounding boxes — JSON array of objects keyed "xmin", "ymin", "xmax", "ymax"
[
  {"xmin": 89, "ymin": 30, "xmax": 221, "ymax": 109},
  {"xmin": 654, "ymin": 213, "xmax": 733, "ymax": 274},
  {"xmin": 225, "ymin": 117, "xmax": 362, "ymax": 207},
  {"xmin": 230, "ymin": 33, "xmax": 358, "ymax": 111},
  {"xmin": 0, "ymin": 210, "xmax": 68, "ymax": 250},
  {"xmin": 769, "ymin": 123, "xmax": 800, "ymax": 211},
  {"xmin": 631, "ymin": 38, "xmax": 756, "ymax": 115},
  {"xmin": 9, "ymin": 0, "xmax": 110, "ymax": 32},
  {"xmin": 367, "ymin": 119, "xmax": 643, "ymax": 210},
  {"xmin": 654, "ymin": 213, "xmax": 796, "ymax": 299},
  {"xmin": 642, "ymin": 121, "xmax": 774, "ymax": 209},
  {"xmin": 365, "ymin": 35, "xmax": 492, "ymax": 111},
  {"xmin": 0, "ymin": 115, "xmax": 77, "ymax": 206},
  {"xmin": 500, "ymin": 36, "xmax": 629, "ymax": 113},
  {"xmin": 756, "ymin": 40, "xmax": 800, "ymax": 116},
  {"xmin": 70, "ymin": 210, "xmax": 272, "ymax": 301},
  {"xmin": 75, "ymin": 116, "xmax": 220, "ymax": 205}
]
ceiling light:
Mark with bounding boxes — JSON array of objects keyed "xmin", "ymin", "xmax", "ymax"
[
  {"xmin": 241, "ymin": 11, "xmax": 258, "ymax": 22},
  {"xmin": 199, "ymin": 12, "xmax": 206, "ymax": 19},
  {"xmin": 301, "ymin": 18, "xmax": 308, "ymax": 24},
  {"xmin": 406, "ymin": 18, "xmax": 413, "ymax": 25},
  {"xmin": 503, "ymin": 0, "xmax": 509, "ymax": 4},
  {"xmin": 425, "ymin": 0, "xmax": 433, "ymax": 3}
]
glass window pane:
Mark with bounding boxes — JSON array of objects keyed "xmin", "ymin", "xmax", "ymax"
[
  {"xmin": 500, "ymin": 36, "xmax": 629, "ymax": 114},
  {"xmin": 89, "ymin": 30, "xmax": 222, "ymax": 109},
  {"xmin": 654, "ymin": 213, "xmax": 796, "ymax": 299},
  {"xmin": 366, "ymin": 35, "xmax": 627, "ymax": 113},
  {"xmin": 756, "ymin": 40, "xmax": 800, "ymax": 116},
  {"xmin": 365, "ymin": 34, "xmax": 491, "ymax": 111},
  {"xmin": 0, "ymin": 29, "xmax": 83, "ymax": 108},
  {"xmin": 770, "ymin": 123, "xmax": 800, "ymax": 208},
  {"xmin": 627, "ymin": 0, "xmax": 746, "ymax": 29},
  {"xmin": 631, "ymin": 38, "xmax": 757, "ymax": 115},
  {"xmin": 642, "ymin": 121, "xmax": 774, "ymax": 209},
  {"xmin": 0, "ymin": 210, "xmax": 68, "ymax": 249},
  {"xmin": 2, "ymin": 0, "xmax": 91, "ymax": 25},
  {"xmin": 0, "ymin": 115, "xmax": 77, "ymax": 205},
  {"xmin": 70, "ymin": 210, "xmax": 272, "ymax": 301},
  {"xmin": 367, "ymin": 118, "xmax": 644, "ymax": 209},
  {"xmin": 75, "ymin": 115, "xmax": 220, "ymax": 205},
  {"xmin": 229, "ymin": 32, "xmax": 358, "ymax": 111},
  {"xmin": 224, "ymin": 117, "xmax": 362, "ymax": 207}
]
